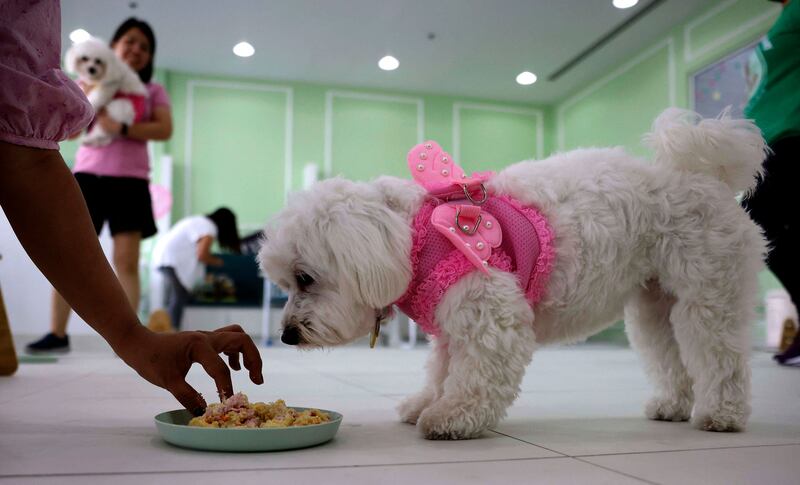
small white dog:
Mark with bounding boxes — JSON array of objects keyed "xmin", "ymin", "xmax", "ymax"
[
  {"xmin": 259, "ymin": 108, "xmax": 768, "ymax": 440},
  {"xmin": 65, "ymin": 37, "xmax": 148, "ymax": 146}
]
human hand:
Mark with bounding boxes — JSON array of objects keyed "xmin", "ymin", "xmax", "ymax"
[
  {"xmin": 116, "ymin": 324, "xmax": 264, "ymax": 415},
  {"xmin": 95, "ymin": 108, "xmax": 123, "ymax": 135}
]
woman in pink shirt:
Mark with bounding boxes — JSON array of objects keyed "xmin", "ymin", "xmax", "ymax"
[{"xmin": 27, "ymin": 18, "xmax": 173, "ymax": 353}]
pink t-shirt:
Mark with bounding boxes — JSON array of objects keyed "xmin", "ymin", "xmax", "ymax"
[
  {"xmin": 0, "ymin": 0, "xmax": 93, "ymax": 150},
  {"xmin": 73, "ymin": 82, "xmax": 170, "ymax": 180}
]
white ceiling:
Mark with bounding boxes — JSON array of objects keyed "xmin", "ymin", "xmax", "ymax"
[{"xmin": 61, "ymin": 0, "xmax": 710, "ymax": 105}]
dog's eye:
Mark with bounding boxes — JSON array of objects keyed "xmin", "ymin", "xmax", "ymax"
[
  {"xmin": 80, "ymin": 56, "xmax": 89, "ymax": 62},
  {"xmin": 94, "ymin": 59, "xmax": 104, "ymax": 65},
  {"xmin": 295, "ymin": 272, "xmax": 314, "ymax": 289}
]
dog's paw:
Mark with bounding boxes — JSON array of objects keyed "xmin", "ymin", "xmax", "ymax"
[
  {"xmin": 397, "ymin": 391, "xmax": 435, "ymax": 425},
  {"xmin": 691, "ymin": 403, "xmax": 749, "ymax": 432},
  {"xmin": 645, "ymin": 396, "xmax": 692, "ymax": 422},
  {"xmin": 416, "ymin": 399, "xmax": 489, "ymax": 440}
]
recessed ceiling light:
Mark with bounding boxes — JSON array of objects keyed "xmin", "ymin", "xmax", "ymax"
[
  {"xmin": 69, "ymin": 28, "xmax": 91, "ymax": 43},
  {"xmin": 516, "ymin": 71, "xmax": 538, "ymax": 85},
  {"xmin": 613, "ymin": 0, "xmax": 639, "ymax": 9},
  {"xmin": 378, "ymin": 55, "xmax": 399, "ymax": 71},
  {"xmin": 233, "ymin": 41, "xmax": 255, "ymax": 58}
]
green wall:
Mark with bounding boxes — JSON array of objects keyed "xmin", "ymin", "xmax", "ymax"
[
  {"xmin": 556, "ymin": 0, "xmax": 781, "ymax": 154},
  {"xmin": 163, "ymin": 73, "xmax": 546, "ymax": 232}
]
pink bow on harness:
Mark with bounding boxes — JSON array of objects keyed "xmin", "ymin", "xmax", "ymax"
[
  {"xmin": 407, "ymin": 141, "xmax": 502, "ymax": 274},
  {"xmin": 408, "ymin": 141, "xmax": 494, "ymax": 201}
]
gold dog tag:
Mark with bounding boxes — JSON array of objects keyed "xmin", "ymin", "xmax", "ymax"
[{"xmin": 370, "ymin": 319, "xmax": 381, "ymax": 348}]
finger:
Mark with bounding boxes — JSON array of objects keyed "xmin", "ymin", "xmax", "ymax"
[
  {"xmin": 207, "ymin": 332, "xmax": 263, "ymax": 385},
  {"xmin": 168, "ymin": 379, "xmax": 207, "ymax": 416},
  {"xmin": 225, "ymin": 351, "xmax": 241, "ymax": 370},
  {"xmin": 199, "ymin": 331, "xmax": 249, "ymax": 374},
  {"xmin": 212, "ymin": 323, "xmax": 246, "ymax": 334},
  {"xmin": 191, "ymin": 340, "xmax": 234, "ymax": 401}
]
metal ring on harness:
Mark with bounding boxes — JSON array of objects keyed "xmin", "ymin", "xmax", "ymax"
[
  {"xmin": 456, "ymin": 207, "xmax": 482, "ymax": 235},
  {"xmin": 463, "ymin": 183, "xmax": 488, "ymax": 205}
]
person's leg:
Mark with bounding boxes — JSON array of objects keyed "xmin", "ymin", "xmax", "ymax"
[
  {"xmin": 766, "ymin": 231, "xmax": 800, "ymax": 317},
  {"xmin": 50, "ymin": 290, "xmax": 71, "ymax": 337},
  {"xmin": 27, "ymin": 290, "xmax": 72, "ymax": 352},
  {"xmin": 743, "ymin": 137, "xmax": 800, "ymax": 363},
  {"xmin": 769, "ymin": 231, "xmax": 800, "ymax": 363},
  {"xmin": 172, "ymin": 272, "xmax": 191, "ymax": 331},
  {"xmin": 765, "ymin": 138, "xmax": 800, "ymax": 310},
  {"xmin": 107, "ymin": 176, "xmax": 157, "ymax": 315},
  {"xmin": 112, "ymin": 232, "xmax": 142, "ymax": 312},
  {"xmin": 159, "ymin": 267, "xmax": 177, "ymax": 324},
  {"xmin": 160, "ymin": 267, "xmax": 190, "ymax": 330}
]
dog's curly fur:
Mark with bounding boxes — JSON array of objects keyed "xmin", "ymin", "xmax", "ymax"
[{"xmin": 258, "ymin": 108, "xmax": 768, "ymax": 439}]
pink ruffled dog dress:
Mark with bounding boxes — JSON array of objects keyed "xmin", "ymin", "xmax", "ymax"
[{"xmin": 394, "ymin": 141, "xmax": 555, "ymax": 336}]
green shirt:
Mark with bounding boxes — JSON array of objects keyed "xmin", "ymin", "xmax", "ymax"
[{"xmin": 744, "ymin": 1, "xmax": 800, "ymax": 144}]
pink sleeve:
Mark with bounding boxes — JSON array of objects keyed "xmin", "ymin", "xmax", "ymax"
[
  {"xmin": 149, "ymin": 83, "xmax": 171, "ymax": 110},
  {"xmin": 0, "ymin": 0, "xmax": 93, "ymax": 150}
]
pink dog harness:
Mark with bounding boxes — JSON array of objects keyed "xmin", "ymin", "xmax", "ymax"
[
  {"xmin": 113, "ymin": 92, "xmax": 148, "ymax": 123},
  {"xmin": 393, "ymin": 141, "xmax": 555, "ymax": 336}
]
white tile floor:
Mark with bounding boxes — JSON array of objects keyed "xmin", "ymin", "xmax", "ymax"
[{"xmin": 2, "ymin": 340, "xmax": 800, "ymax": 484}]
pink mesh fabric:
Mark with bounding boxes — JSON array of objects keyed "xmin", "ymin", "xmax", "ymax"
[
  {"xmin": 394, "ymin": 194, "xmax": 555, "ymax": 335},
  {"xmin": 490, "ymin": 195, "xmax": 556, "ymax": 304}
]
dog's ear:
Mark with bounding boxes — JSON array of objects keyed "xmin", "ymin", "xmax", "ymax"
[
  {"xmin": 64, "ymin": 44, "xmax": 79, "ymax": 75},
  {"xmin": 372, "ymin": 176, "xmax": 425, "ymax": 215},
  {"xmin": 324, "ymin": 183, "xmax": 412, "ymax": 308}
]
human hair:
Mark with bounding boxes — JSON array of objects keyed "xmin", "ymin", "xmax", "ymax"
[
  {"xmin": 110, "ymin": 17, "xmax": 156, "ymax": 83},
  {"xmin": 207, "ymin": 207, "xmax": 241, "ymax": 254}
]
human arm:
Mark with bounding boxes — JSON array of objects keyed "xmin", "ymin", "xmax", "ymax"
[
  {"xmin": 0, "ymin": 141, "xmax": 263, "ymax": 411},
  {"xmin": 95, "ymin": 104, "xmax": 172, "ymax": 141},
  {"xmin": 197, "ymin": 235, "xmax": 225, "ymax": 266}
]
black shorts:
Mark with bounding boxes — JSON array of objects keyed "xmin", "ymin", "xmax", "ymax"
[{"xmin": 74, "ymin": 172, "xmax": 157, "ymax": 239}]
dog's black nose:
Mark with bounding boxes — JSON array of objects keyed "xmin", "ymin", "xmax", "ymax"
[
  {"xmin": 281, "ymin": 325, "xmax": 300, "ymax": 345},
  {"xmin": 88, "ymin": 66, "xmax": 96, "ymax": 75}
]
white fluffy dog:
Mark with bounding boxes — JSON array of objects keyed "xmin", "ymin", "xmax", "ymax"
[
  {"xmin": 259, "ymin": 108, "xmax": 768, "ymax": 440},
  {"xmin": 65, "ymin": 37, "xmax": 147, "ymax": 146}
]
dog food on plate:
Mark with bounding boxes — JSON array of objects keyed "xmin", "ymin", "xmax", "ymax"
[{"xmin": 188, "ymin": 392, "xmax": 330, "ymax": 428}]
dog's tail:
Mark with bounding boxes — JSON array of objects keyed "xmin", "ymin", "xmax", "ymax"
[{"xmin": 643, "ymin": 107, "xmax": 768, "ymax": 194}]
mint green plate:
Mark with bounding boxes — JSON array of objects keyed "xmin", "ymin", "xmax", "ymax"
[{"xmin": 154, "ymin": 407, "xmax": 342, "ymax": 452}]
